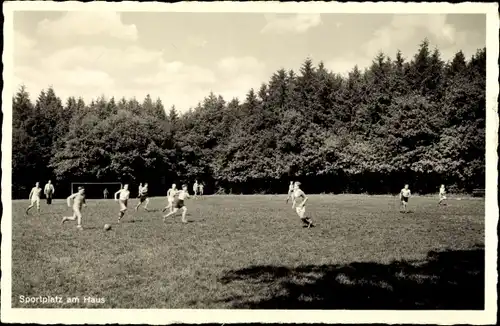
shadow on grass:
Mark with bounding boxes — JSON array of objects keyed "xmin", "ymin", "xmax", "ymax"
[
  {"xmin": 187, "ymin": 218, "xmax": 206, "ymax": 223},
  {"xmin": 83, "ymin": 226, "xmax": 99, "ymax": 230},
  {"xmin": 215, "ymin": 246, "xmax": 484, "ymax": 309},
  {"xmin": 125, "ymin": 219, "xmax": 146, "ymax": 223}
]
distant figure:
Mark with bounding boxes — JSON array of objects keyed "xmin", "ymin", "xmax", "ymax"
[
  {"xmin": 62, "ymin": 187, "xmax": 86, "ymax": 230},
  {"xmin": 293, "ymin": 182, "xmax": 314, "ymax": 228},
  {"xmin": 44, "ymin": 180, "xmax": 55, "ymax": 205},
  {"xmin": 286, "ymin": 181, "xmax": 294, "ymax": 204},
  {"xmin": 163, "ymin": 183, "xmax": 178, "ymax": 213},
  {"xmin": 135, "ymin": 182, "xmax": 149, "ymax": 211},
  {"xmin": 193, "ymin": 180, "xmax": 199, "ymax": 196},
  {"xmin": 199, "ymin": 183, "xmax": 204, "ymax": 196},
  {"xmin": 115, "ymin": 184, "xmax": 130, "ymax": 223},
  {"xmin": 438, "ymin": 184, "xmax": 447, "ymax": 206},
  {"xmin": 103, "ymin": 188, "xmax": 109, "ymax": 199},
  {"xmin": 26, "ymin": 182, "xmax": 42, "ymax": 215},
  {"xmin": 137, "ymin": 183, "xmax": 143, "ymax": 198},
  {"xmin": 400, "ymin": 184, "xmax": 411, "ymax": 213},
  {"xmin": 163, "ymin": 184, "xmax": 191, "ymax": 223}
]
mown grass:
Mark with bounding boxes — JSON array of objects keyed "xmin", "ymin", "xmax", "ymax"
[{"xmin": 11, "ymin": 195, "xmax": 485, "ymax": 309}]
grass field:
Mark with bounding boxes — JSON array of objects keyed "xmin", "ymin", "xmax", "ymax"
[{"xmin": 11, "ymin": 195, "xmax": 485, "ymax": 309}]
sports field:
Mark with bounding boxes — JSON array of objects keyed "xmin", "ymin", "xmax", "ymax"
[{"xmin": 11, "ymin": 195, "xmax": 485, "ymax": 309}]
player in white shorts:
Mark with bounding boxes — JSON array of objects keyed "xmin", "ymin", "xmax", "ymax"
[
  {"xmin": 293, "ymin": 182, "xmax": 314, "ymax": 228},
  {"xmin": 199, "ymin": 183, "xmax": 204, "ymax": 196},
  {"xmin": 26, "ymin": 182, "xmax": 42, "ymax": 215},
  {"xmin": 115, "ymin": 184, "xmax": 130, "ymax": 222},
  {"xmin": 162, "ymin": 183, "xmax": 178, "ymax": 213},
  {"xmin": 438, "ymin": 184, "xmax": 447, "ymax": 206},
  {"xmin": 193, "ymin": 181, "xmax": 199, "ymax": 197},
  {"xmin": 163, "ymin": 184, "xmax": 190, "ymax": 223},
  {"xmin": 137, "ymin": 183, "xmax": 143, "ymax": 200},
  {"xmin": 400, "ymin": 184, "xmax": 411, "ymax": 213},
  {"xmin": 62, "ymin": 187, "xmax": 86, "ymax": 229},
  {"xmin": 286, "ymin": 181, "xmax": 295, "ymax": 204}
]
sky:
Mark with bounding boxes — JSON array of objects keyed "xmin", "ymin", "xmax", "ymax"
[{"xmin": 13, "ymin": 11, "xmax": 486, "ymax": 112}]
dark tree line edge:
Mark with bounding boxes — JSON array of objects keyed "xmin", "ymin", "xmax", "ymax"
[{"xmin": 12, "ymin": 40, "xmax": 486, "ymax": 198}]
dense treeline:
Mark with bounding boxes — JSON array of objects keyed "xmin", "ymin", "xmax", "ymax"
[{"xmin": 12, "ymin": 40, "xmax": 486, "ymax": 198}]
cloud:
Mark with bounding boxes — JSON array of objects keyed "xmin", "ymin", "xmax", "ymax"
[
  {"xmin": 15, "ymin": 65, "xmax": 115, "ymax": 90},
  {"xmin": 37, "ymin": 11, "xmax": 138, "ymax": 41},
  {"xmin": 214, "ymin": 56, "xmax": 267, "ymax": 100},
  {"xmin": 14, "ymin": 14, "xmax": 268, "ymax": 114},
  {"xmin": 14, "ymin": 30, "xmax": 36, "ymax": 52},
  {"xmin": 212, "ymin": 57, "xmax": 268, "ymax": 102},
  {"xmin": 325, "ymin": 57, "xmax": 372, "ymax": 77},
  {"xmin": 135, "ymin": 60, "xmax": 217, "ymax": 86},
  {"xmin": 216, "ymin": 74, "xmax": 263, "ymax": 102},
  {"xmin": 217, "ymin": 56, "xmax": 265, "ymax": 77},
  {"xmin": 187, "ymin": 36, "xmax": 208, "ymax": 49},
  {"xmin": 41, "ymin": 45, "xmax": 164, "ymax": 72},
  {"xmin": 14, "ymin": 31, "xmax": 40, "ymax": 63},
  {"xmin": 261, "ymin": 14, "xmax": 322, "ymax": 34},
  {"xmin": 63, "ymin": 67, "xmax": 115, "ymax": 88},
  {"xmin": 362, "ymin": 14, "xmax": 470, "ymax": 61}
]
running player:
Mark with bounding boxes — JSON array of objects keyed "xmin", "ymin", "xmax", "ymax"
[
  {"xmin": 137, "ymin": 183, "xmax": 143, "ymax": 198},
  {"xmin": 193, "ymin": 181, "xmax": 199, "ymax": 197},
  {"xmin": 162, "ymin": 183, "xmax": 178, "ymax": 213},
  {"xmin": 135, "ymin": 182, "xmax": 149, "ymax": 211},
  {"xmin": 293, "ymin": 182, "xmax": 314, "ymax": 228},
  {"xmin": 400, "ymin": 184, "xmax": 411, "ymax": 213},
  {"xmin": 438, "ymin": 184, "xmax": 447, "ymax": 206},
  {"xmin": 163, "ymin": 184, "xmax": 190, "ymax": 223},
  {"xmin": 26, "ymin": 182, "xmax": 42, "ymax": 215},
  {"xmin": 115, "ymin": 184, "xmax": 130, "ymax": 222},
  {"xmin": 286, "ymin": 181, "xmax": 294, "ymax": 204},
  {"xmin": 61, "ymin": 187, "xmax": 86, "ymax": 229}
]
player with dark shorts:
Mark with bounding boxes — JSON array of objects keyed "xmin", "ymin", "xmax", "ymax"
[
  {"xmin": 163, "ymin": 184, "xmax": 190, "ymax": 223},
  {"xmin": 400, "ymin": 184, "xmax": 411, "ymax": 213},
  {"xmin": 174, "ymin": 197, "xmax": 185, "ymax": 209},
  {"xmin": 135, "ymin": 183, "xmax": 150, "ymax": 211}
]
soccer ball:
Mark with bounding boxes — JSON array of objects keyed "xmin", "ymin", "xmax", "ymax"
[{"xmin": 104, "ymin": 224, "xmax": 111, "ymax": 231}]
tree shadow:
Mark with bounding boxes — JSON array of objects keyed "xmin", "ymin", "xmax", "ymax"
[{"xmin": 214, "ymin": 246, "xmax": 484, "ymax": 309}]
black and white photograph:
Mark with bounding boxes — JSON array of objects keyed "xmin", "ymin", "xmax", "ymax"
[{"xmin": 1, "ymin": 1, "xmax": 498, "ymax": 324}]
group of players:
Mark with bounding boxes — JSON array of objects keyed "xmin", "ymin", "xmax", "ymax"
[
  {"xmin": 25, "ymin": 180, "xmax": 204, "ymax": 230},
  {"xmin": 25, "ymin": 180, "xmax": 448, "ymax": 230},
  {"xmin": 397, "ymin": 183, "xmax": 448, "ymax": 213}
]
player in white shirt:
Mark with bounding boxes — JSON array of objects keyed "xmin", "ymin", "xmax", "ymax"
[
  {"xmin": 135, "ymin": 182, "xmax": 150, "ymax": 211},
  {"xmin": 400, "ymin": 184, "xmax": 411, "ymax": 213},
  {"xmin": 115, "ymin": 184, "xmax": 130, "ymax": 222},
  {"xmin": 44, "ymin": 180, "xmax": 55, "ymax": 205},
  {"xmin": 163, "ymin": 184, "xmax": 190, "ymax": 223},
  {"xmin": 61, "ymin": 187, "xmax": 86, "ymax": 230},
  {"xmin": 293, "ymin": 182, "xmax": 314, "ymax": 228},
  {"xmin": 162, "ymin": 183, "xmax": 178, "ymax": 213},
  {"xmin": 193, "ymin": 181, "xmax": 199, "ymax": 197},
  {"xmin": 137, "ymin": 183, "xmax": 143, "ymax": 198},
  {"xmin": 286, "ymin": 181, "xmax": 295, "ymax": 204},
  {"xmin": 438, "ymin": 184, "xmax": 447, "ymax": 206},
  {"xmin": 26, "ymin": 182, "xmax": 43, "ymax": 215}
]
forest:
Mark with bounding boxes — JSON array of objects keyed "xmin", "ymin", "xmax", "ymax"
[{"xmin": 12, "ymin": 39, "xmax": 486, "ymax": 198}]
